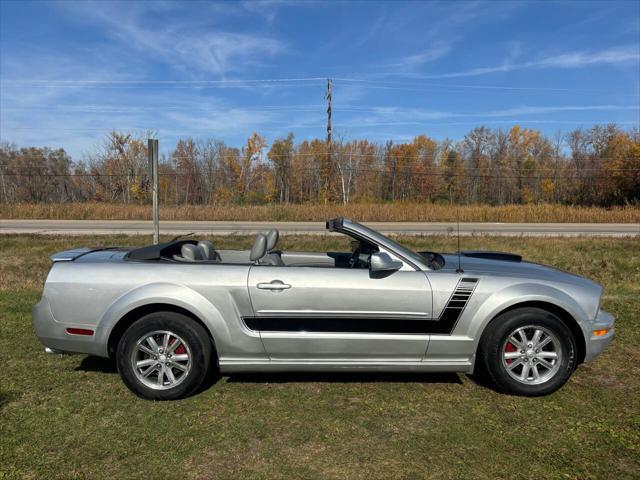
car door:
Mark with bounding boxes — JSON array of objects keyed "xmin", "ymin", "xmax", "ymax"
[{"xmin": 245, "ymin": 261, "xmax": 433, "ymax": 361}]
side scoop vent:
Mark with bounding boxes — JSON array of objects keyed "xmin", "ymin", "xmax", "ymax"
[{"xmin": 430, "ymin": 277, "xmax": 479, "ymax": 334}]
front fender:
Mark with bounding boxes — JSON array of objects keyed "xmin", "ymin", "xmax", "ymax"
[
  {"xmin": 463, "ymin": 282, "xmax": 591, "ymax": 352},
  {"xmin": 93, "ymin": 282, "xmax": 231, "ymax": 357}
]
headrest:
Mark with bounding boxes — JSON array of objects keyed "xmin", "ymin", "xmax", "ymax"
[
  {"xmin": 266, "ymin": 229, "xmax": 279, "ymax": 251},
  {"xmin": 181, "ymin": 243, "xmax": 203, "ymax": 261},
  {"xmin": 250, "ymin": 234, "xmax": 268, "ymax": 262},
  {"xmin": 198, "ymin": 240, "xmax": 218, "ymax": 260}
]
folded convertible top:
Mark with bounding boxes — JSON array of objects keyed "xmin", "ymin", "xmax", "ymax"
[{"xmin": 126, "ymin": 239, "xmax": 197, "ymax": 261}]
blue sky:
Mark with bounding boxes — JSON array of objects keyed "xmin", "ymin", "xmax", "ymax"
[{"xmin": 1, "ymin": 0, "xmax": 639, "ymax": 159}]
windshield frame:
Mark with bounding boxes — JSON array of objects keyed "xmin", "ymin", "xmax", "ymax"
[{"xmin": 339, "ymin": 218, "xmax": 430, "ymax": 270}]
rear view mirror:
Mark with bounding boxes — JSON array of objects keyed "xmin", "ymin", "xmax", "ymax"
[{"xmin": 370, "ymin": 252, "xmax": 403, "ymax": 273}]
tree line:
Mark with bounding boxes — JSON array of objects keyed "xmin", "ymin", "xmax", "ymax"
[{"xmin": 0, "ymin": 124, "xmax": 638, "ymax": 206}]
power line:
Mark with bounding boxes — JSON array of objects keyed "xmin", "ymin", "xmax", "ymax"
[
  {"xmin": 0, "ymin": 77, "xmax": 327, "ymax": 85},
  {"xmin": 1, "ymin": 169, "xmax": 637, "ymax": 180},
  {"xmin": 334, "ymin": 84, "xmax": 640, "ymax": 97},
  {"xmin": 2, "ymin": 152, "xmax": 638, "ymax": 164},
  {"xmin": 1, "ymin": 126, "xmax": 158, "ymax": 132},
  {"xmin": 333, "ymin": 77, "xmax": 638, "ymax": 94},
  {"xmin": 3, "ymin": 76, "xmax": 636, "ymax": 95},
  {"xmin": 334, "ymin": 120, "xmax": 640, "ymax": 128},
  {"xmin": 3, "ymin": 104, "xmax": 636, "ymax": 115},
  {"xmin": 3, "ymin": 155, "xmax": 639, "ymax": 167},
  {"xmin": 1, "ymin": 104, "xmax": 328, "ymax": 113},
  {"xmin": 10, "ymin": 153, "xmax": 640, "ymax": 168},
  {"xmin": 0, "ymin": 81, "xmax": 328, "ymax": 90},
  {"xmin": 3, "ymin": 118, "xmax": 638, "ymax": 133}
]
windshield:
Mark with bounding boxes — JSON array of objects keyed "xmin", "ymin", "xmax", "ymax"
[{"xmin": 345, "ymin": 221, "xmax": 427, "ymax": 268}]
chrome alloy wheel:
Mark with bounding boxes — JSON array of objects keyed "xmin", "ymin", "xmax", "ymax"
[
  {"xmin": 501, "ymin": 325, "xmax": 562, "ymax": 385},
  {"xmin": 131, "ymin": 330, "xmax": 192, "ymax": 390}
]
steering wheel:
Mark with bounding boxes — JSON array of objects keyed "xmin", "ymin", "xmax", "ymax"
[{"xmin": 348, "ymin": 245, "xmax": 362, "ymax": 269}]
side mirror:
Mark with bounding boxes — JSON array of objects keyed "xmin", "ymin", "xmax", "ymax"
[{"xmin": 370, "ymin": 252, "xmax": 403, "ymax": 273}]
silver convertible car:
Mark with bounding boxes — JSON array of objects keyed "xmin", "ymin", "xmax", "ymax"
[{"xmin": 33, "ymin": 218, "xmax": 614, "ymax": 400}]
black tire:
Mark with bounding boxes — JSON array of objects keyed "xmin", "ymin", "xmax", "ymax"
[
  {"xmin": 116, "ymin": 311, "xmax": 213, "ymax": 400},
  {"xmin": 478, "ymin": 307, "xmax": 577, "ymax": 397}
]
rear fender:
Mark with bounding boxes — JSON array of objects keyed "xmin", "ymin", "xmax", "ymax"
[{"xmin": 93, "ymin": 282, "xmax": 231, "ymax": 357}]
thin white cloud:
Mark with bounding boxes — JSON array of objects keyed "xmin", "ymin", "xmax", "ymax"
[
  {"xmin": 60, "ymin": 2, "xmax": 286, "ymax": 76},
  {"xmin": 380, "ymin": 1, "xmax": 524, "ymax": 73},
  {"xmin": 392, "ymin": 42, "xmax": 452, "ymax": 69},
  {"xmin": 422, "ymin": 45, "xmax": 640, "ymax": 79},
  {"xmin": 241, "ymin": 0, "xmax": 303, "ymax": 22},
  {"xmin": 353, "ymin": 14, "xmax": 386, "ymax": 48},
  {"xmin": 336, "ymin": 104, "xmax": 639, "ymax": 126},
  {"xmin": 170, "ymin": 32, "xmax": 284, "ymax": 75},
  {"xmin": 481, "ymin": 104, "xmax": 640, "ymax": 117}
]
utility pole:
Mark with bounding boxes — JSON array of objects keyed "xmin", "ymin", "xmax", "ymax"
[
  {"xmin": 148, "ymin": 138, "xmax": 159, "ymax": 244},
  {"xmin": 326, "ymin": 78, "xmax": 332, "ymax": 148},
  {"xmin": 324, "ymin": 78, "xmax": 332, "ymax": 203}
]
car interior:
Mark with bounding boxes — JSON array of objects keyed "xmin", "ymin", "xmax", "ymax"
[{"xmin": 126, "ymin": 228, "xmax": 377, "ymax": 269}]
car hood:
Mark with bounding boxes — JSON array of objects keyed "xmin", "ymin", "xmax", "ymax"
[{"xmin": 440, "ymin": 252, "xmax": 599, "ymax": 288}]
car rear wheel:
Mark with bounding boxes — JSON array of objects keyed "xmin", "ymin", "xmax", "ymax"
[
  {"xmin": 116, "ymin": 311, "xmax": 212, "ymax": 400},
  {"xmin": 479, "ymin": 307, "xmax": 577, "ymax": 396}
]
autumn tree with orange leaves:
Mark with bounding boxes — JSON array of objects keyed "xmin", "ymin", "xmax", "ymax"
[{"xmin": 0, "ymin": 124, "xmax": 637, "ymax": 206}]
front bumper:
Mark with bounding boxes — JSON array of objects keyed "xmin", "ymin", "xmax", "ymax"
[{"xmin": 583, "ymin": 309, "xmax": 615, "ymax": 363}]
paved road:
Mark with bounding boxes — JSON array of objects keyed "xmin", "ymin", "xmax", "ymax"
[{"xmin": 1, "ymin": 219, "xmax": 638, "ymax": 236}]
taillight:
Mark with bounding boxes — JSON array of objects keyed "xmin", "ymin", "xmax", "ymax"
[{"xmin": 66, "ymin": 328, "xmax": 94, "ymax": 336}]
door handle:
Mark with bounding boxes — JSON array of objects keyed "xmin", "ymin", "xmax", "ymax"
[{"xmin": 257, "ymin": 281, "xmax": 291, "ymax": 291}]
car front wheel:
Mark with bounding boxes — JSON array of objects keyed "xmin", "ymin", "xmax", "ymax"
[
  {"xmin": 479, "ymin": 307, "xmax": 577, "ymax": 396},
  {"xmin": 116, "ymin": 311, "xmax": 212, "ymax": 400}
]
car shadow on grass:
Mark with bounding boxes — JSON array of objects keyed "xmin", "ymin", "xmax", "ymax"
[
  {"xmin": 75, "ymin": 355, "xmax": 117, "ymax": 374},
  {"xmin": 74, "ymin": 355, "xmax": 464, "ymax": 384},
  {"xmin": 72, "ymin": 356, "xmax": 465, "ymax": 395},
  {"xmin": 226, "ymin": 371, "xmax": 463, "ymax": 384}
]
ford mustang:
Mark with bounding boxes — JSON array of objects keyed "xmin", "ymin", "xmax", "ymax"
[{"xmin": 33, "ymin": 218, "xmax": 614, "ymax": 400}]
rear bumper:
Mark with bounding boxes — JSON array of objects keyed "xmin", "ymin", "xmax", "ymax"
[
  {"xmin": 32, "ymin": 296, "xmax": 103, "ymax": 356},
  {"xmin": 583, "ymin": 309, "xmax": 615, "ymax": 363}
]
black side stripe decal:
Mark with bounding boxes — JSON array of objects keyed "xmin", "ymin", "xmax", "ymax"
[
  {"xmin": 428, "ymin": 277, "xmax": 478, "ymax": 334},
  {"xmin": 244, "ymin": 317, "xmax": 434, "ymax": 334},
  {"xmin": 243, "ymin": 277, "xmax": 478, "ymax": 335}
]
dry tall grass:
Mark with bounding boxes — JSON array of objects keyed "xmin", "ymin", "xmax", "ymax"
[{"xmin": 1, "ymin": 202, "xmax": 639, "ymax": 223}]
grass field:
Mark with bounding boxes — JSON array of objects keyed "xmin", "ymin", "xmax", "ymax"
[
  {"xmin": 1, "ymin": 234, "xmax": 639, "ymax": 479},
  {"xmin": 2, "ymin": 202, "xmax": 640, "ymax": 223}
]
